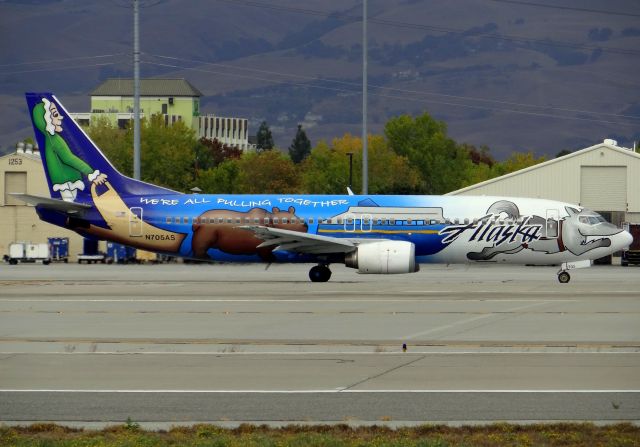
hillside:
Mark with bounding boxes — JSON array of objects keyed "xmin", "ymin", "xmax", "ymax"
[{"xmin": 1, "ymin": 0, "xmax": 639, "ymax": 158}]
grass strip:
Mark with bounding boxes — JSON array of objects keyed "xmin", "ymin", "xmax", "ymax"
[{"xmin": 1, "ymin": 422, "xmax": 639, "ymax": 446}]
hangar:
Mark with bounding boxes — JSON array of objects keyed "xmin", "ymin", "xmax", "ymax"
[
  {"xmin": 0, "ymin": 145, "xmax": 85, "ymax": 261},
  {"xmin": 447, "ymin": 140, "xmax": 640, "ymax": 227}
]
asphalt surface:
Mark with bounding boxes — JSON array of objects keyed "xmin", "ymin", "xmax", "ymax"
[{"xmin": 0, "ymin": 262, "xmax": 639, "ymax": 425}]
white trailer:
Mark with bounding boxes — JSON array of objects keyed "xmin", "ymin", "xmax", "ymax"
[{"xmin": 5, "ymin": 242, "xmax": 51, "ymax": 265}]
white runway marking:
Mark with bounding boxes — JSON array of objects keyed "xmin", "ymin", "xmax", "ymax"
[
  {"xmin": 0, "ymin": 298, "xmax": 580, "ymax": 303},
  {"xmin": 1, "ymin": 389, "xmax": 638, "ymax": 393},
  {"xmin": 404, "ymin": 301, "xmax": 548, "ymax": 340},
  {"xmin": 1, "ymin": 351, "xmax": 638, "ymax": 355}
]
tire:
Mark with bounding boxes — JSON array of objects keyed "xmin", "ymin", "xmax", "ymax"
[
  {"xmin": 43, "ymin": 259, "xmax": 50, "ymax": 265},
  {"xmin": 9, "ymin": 259, "xmax": 18, "ymax": 265},
  {"xmin": 309, "ymin": 265, "xmax": 332, "ymax": 282},
  {"xmin": 558, "ymin": 271, "xmax": 570, "ymax": 284}
]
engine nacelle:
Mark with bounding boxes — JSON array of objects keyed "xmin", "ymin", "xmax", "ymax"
[{"xmin": 344, "ymin": 241, "xmax": 418, "ymax": 274}]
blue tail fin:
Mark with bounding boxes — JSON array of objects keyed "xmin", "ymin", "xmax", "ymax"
[{"xmin": 26, "ymin": 93, "xmax": 178, "ymax": 203}]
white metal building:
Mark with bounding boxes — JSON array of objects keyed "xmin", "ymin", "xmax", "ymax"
[
  {"xmin": 447, "ymin": 140, "xmax": 640, "ymax": 226},
  {"xmin": 198, "ymin": 115, "xmax": 252, "ymax": 151}
]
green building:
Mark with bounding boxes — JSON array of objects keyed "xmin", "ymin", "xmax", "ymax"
[{"xmin": 74, "ymin": 78, "xmax": 252, "ymax": 150}]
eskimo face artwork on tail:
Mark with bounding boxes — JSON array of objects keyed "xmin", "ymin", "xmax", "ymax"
[
  {"xmin": 438, "ymin": 200, "xmax": 625, "ymax": 262},
  {"xmin": 32, "ymin": 98, "xmax": 107, "ymax": 202},
  {"xmin": 28, "ymin": 94, "xmax": 186, "ymax": 253}
]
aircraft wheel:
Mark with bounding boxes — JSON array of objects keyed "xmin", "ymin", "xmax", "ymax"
[
  {"xmin": 558, "ymin": 271, "xmax": 570, "ymax": 284},
  {"xmin": 309, "ymin": 265, "xmax": 332, "ymax": 282}
]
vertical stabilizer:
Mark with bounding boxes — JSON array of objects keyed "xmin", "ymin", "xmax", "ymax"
[{"xmin": 25, "ymin": 92, "xmax": 178, "ymax": 203}]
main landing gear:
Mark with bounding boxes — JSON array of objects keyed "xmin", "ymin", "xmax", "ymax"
[{"xmin": 309, "ymin": 264, "xmax": 332, "ymax": 282}]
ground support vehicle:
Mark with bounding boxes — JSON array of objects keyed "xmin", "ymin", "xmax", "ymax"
[{"xmin": 4, "ymin": 242, "xmax": 51, "ymax": 265}]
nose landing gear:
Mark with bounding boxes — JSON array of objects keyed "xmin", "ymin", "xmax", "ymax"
[
  {"xmin": 309, "ymin": 264, "xmax": 332, "ymax": 282},
  {"xmin": 557, "ymin": 259, "xmax": 591, "ymax": 283},
  {"xmin": 557, "ymin": 271, "xmax": 571, "ymax": 283}
]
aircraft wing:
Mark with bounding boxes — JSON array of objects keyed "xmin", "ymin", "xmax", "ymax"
[
  {"xmin": 241, "ymin": 226, "xmax": 385, "ymax": 255},
  {"xmin": 9, "ymin": 193, "xmax": 91, "ymax": 213}
]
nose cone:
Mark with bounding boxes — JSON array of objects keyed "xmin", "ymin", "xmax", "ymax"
[{"xmin": 619, "ymin": 230, "xmax": 633, "ymax": 250}]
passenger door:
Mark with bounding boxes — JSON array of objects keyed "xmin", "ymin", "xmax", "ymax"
[
  {"xmin": 129, "ymin": 207, "xmax": 143, "ymax": 237},
  {"xmin": 546, "ymin": 209, "xmax": 559, "ymax": 238}
]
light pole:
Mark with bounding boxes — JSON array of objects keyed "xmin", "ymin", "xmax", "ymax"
[
  {"xmin": 347, "ymin": 152, "xmax": 354, "ymax": 189},
  {"xmin": 133, "ymin": 0, "xmax": 141, "ymax": 180},
  {"xmin": 362, "ymin": 0, "xmax": 368, "ymax": 195}
]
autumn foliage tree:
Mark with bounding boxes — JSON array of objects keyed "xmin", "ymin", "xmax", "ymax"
[{"xmin": 300, "ymin": 134, "xmax": 422, "ymax": 194}]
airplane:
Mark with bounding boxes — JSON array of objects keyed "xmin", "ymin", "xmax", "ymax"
[{"xmin": 15, "ymin": 92, "xmax": 633, "ymax": 283}]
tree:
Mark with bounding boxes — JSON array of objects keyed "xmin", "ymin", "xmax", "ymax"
[
  {"xmin": 289, "ymin": 124, "xmax": 311, "ymax": 164},
  {"xmin": 385, "ymin": 113, "xmax": 472, "ymax": 194},
  {"xmin": 256, "ymin": 121, "xmax": 274, "ymax": 152},
  {"xmin": 195, "ymin": 137, "xmax": 242, "ymax": 175},
  {"xmin": 87, "ymin": 117, "xmax": 132, "ymax": 176},
  {"xmin": 300, "ymin": 134, "xmax": 422, "ymax": 194},
  {"xmin": 237, "ymin": 150, "xmax": 300, "ymax": 193},
  {"xmin": 139, "ymin": 115, "xmax": 199, "ymax": 192},
  {"xmin": 197, "ymin": 159, "xmax": 242, "ymax": 194},
  {"xmin": 493, "ymin": 151, "xmax": 547, "ymax": 177},
  {"xmin": 198, "ymin": 150, "xmax": 300, "ymax": 194}
]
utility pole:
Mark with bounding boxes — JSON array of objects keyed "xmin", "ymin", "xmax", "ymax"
[
  {"xmin": 347, "ymin": 152, "xmax": 354, "ymax": 189},
  {"xmin": 133, "ymin": 0, "xmax": 141, "ymax": 180},
  {"xmin": 361, "ymin": 0, "xmax": 368, "ymax": 195}
]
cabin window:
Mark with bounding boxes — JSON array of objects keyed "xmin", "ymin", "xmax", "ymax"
[
  {"xmin": 282, "ymin": 218, "xmax": 288, "ymax": 224},
  {"xmin": 174, "ymin": 216, "xmax": 180, "ymax": 224},
  {"xmin": 464, "ymin": 218, "xmax": 469, "ymax": 225},
  {"xmin": 227, "ymin": 218, "xmax": 233, "ymax": 223},
  {"xmin": 166, "ymin": 217, "xmax": 171, "ymax": 224},
  {"xmin": 183, "ymin": 217, "xmax": 189, "ymax": 224},
  {"xmin": 236, "ymin": 218, "xmax": 241, "ymax": 224},
  {"xmin": 308, "ymin": 218, "xmax": 314, "ymax": 224},
  {"xmin": 263, "ymin": 217, "xmax": 270, "ymax": 225},
  {"xmin": 244, "ymin": 217, "xmax": 250, "ymax": 224},
  {"xmin": 273, "ymin": 218, "xmax": 279, "ymax": 224}
]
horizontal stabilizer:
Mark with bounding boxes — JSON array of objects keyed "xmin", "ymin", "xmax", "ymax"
[{"xmin": 10, "ymin": 193, "xmax": 91, "ymax": 213}]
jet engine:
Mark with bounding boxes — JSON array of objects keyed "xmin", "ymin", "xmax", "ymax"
[{"xmin": 344, "ymin": 241, "xmax": 418, "ymax": 274}]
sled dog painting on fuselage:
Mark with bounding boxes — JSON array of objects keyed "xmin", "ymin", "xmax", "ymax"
[{"xmin": 17, "ymin": 93, "xmax": 633, "ymax": 282}]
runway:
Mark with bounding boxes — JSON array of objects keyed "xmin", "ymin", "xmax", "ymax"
[{"xmin": 1, "ymin": 262, "xmax": 639, "ymax": 425}]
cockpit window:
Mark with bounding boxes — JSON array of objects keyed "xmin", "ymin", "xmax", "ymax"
[{"xmin": 579, "ymin": 215, "xmax": 607, "ymax": 225}]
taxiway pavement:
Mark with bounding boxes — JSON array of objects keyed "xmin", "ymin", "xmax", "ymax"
[{"xmin": 1, "ymin": 263, "xmax": 639, "ymax": 425}]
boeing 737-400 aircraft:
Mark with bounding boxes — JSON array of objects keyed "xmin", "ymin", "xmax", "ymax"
[{"xmin": 16, "ymin": 93, "xmax": 633, "ymax": 283}]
